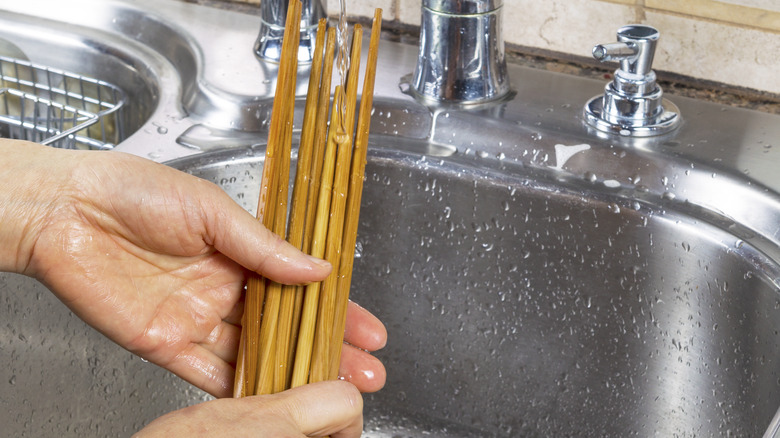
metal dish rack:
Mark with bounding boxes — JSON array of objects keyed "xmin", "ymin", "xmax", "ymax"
[{"xmin": 0, "ymin": 56, "xmax": 127, "ymax": 150}]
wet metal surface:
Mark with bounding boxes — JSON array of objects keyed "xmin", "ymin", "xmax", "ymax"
[{"xmin": 1, "ymin": 0, "xmax": 780, "ymax": 436}]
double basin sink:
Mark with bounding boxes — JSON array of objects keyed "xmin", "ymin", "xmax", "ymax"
[{"xmin": 1, "ymin": 0, "xmax": 780, "ymax": 436}]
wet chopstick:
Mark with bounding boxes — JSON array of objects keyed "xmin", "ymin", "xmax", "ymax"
[
  {"xmin": 234, "ymin": 3, "xmax": 383, "ymax": 397},
  {"xmin": 329, "ymin": 9, "xmax": 383, "ymax": 380}
]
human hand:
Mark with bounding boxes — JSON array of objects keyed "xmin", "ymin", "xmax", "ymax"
[
  {"xmin": 0, "ymin": 141, "xmax": 386, "ymax": 397},
  {"xmin": 135, "ymin": 380, "xmax": 363, "ymax": 438}
]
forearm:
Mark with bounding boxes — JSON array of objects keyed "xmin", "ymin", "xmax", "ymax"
[{"xmin": 0, "ymin": 140, "xmax": 71, "ymax": 274}]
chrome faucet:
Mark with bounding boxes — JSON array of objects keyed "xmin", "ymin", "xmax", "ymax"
[
  {"xmin": 411, "ymin": 0, "xmax": 510, "ymax": 105},
  {"xmin": 583, "ymin": 24, "xmax": 681, "ymax": 137},
  {"xmin": 255, "ymin": 0, "xmax": 326, "ymax": 62}
]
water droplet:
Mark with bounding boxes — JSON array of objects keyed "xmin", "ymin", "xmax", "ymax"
[{"xmin": 152, "ymin": 122, "xmax": 168, "ymax": 135}]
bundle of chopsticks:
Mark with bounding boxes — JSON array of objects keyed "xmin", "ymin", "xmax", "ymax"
[{"xmin": 233, "ymin": 1, "xmax": 383, "ymax": 397}]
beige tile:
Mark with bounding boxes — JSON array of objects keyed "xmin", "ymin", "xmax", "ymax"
[
  {"xmin": 503, "ymin": 0, "xmax": 635, "ymax": 57},
  {"xmin": 211, "ymin": 0, "xmax": 779, "ymax": 94},
  {"xmin": 398, "ymin": 0, "xmax": 422, "ymax": 26},
  {"xmin": 719, "ymin": 0, "xmax": 780, "ymax": 12},
  {"xmin": 647, "ymin": 11, "xmax": 780, "ymax": 93},
  {"xmin": 328, "ymin": 0, "xmax": 394, "ymax": 20},
  {"xmin": 646, "ymin": 0, "xmax": 780, "ymax": 31}
]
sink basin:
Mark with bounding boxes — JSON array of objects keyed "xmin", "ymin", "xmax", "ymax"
[
  {"xmin": 164, "ymin": 134, "xmax": 780, "ymax": 437},
  {"xmin": 2, "ymin": 0, "xmax": 780, "ymax": 436}
]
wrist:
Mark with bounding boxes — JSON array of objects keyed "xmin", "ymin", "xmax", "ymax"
[{"xmin": 0, "ymin": 141, "xmax": 72, "ymax": 275}]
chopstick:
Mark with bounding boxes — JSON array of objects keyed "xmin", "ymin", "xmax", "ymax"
[
  {"xmin": 234, "ymin": 2, "xmax": 383, "ymax": 397},
  {"xmin": 234, "ymin": 0, "xmax": 301, "ymax": 397},
  {"xmin": 309, "ymin": 23, "xmax": 363, "ymax": 384},
  {"xmin": 329, "ymin": 9, "xmax": 383, "ymax": 380}
]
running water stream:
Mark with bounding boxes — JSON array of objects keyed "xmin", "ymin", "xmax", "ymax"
[{"xmin": 335, "ymin": 0, "xmax": 349, "ymax": 139}]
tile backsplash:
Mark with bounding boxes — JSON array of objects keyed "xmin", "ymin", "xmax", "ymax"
[{"xmin": 224, "ymin": 0, "xmax": 780, "ymax": 95}]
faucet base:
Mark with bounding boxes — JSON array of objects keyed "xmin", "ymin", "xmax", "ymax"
[
  {"xmin": 254, "ymin": 20, "xmax": 320, "ymax": 63},
  {"xmin": 411, "ymin": 1, "xmax": 509, "ymax": 105},
  {"xmin": 584, "ymin": 95, "xmax": 681, "ymax": 137},
  {"xmin": 254, "ymin": 0, "xmax": 326, "ymax": 63}
]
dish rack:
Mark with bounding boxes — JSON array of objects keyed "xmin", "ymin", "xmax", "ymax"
[{"xmin": 0, "ymin": 56, "xmax": 127, "ymax": 150}]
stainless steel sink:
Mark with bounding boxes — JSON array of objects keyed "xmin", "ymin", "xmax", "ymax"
[
  {"xmin": 2, "ymin": 0, "xmax": 780, "ymax": 437},
  {"xmin": 165, "ymin": 127, "xmax": 780, "ymax": 437}
]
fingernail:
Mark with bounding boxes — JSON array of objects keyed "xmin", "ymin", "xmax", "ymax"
[{"xmin": 305, "ymin": 254, "xmax": 331, "ymax": 270}]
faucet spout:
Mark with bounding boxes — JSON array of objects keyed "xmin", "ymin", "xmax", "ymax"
[
  {"xmin": 411, "ymin": 0, "xmax": 510, "ymax": 105},
  {"xmin": 255, "ymin": 0, "xmax": 326, "ymax": 63}
]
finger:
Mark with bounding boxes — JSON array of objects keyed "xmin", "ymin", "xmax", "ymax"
[
  {"xmin": 222, "ymin": 298, "xmax": 244, "ymax": 326},
  {"xmin": 200, "ymin": 320, "xmax": 241, "ymax": 365},
  {"xmin": 199, "ymin": 183, "xmax": 331, "ymax": 285},
  {"xmin": 164, "ymin": 343, "xmax": 235, "ymax": 398},
  {"xmin": 137, "ymin": 381, "xmax": 362, "ymax": 437},
  {"xmin": 339, "ymin": 343, "xmax": 386, "ymax": 393},
  {"xmin": 344, "ymin": 301, "xmax": 387, "ymax": 352},
  {"xmin": 279, "ymin": 380, "xmax": 364, "ymax": 438}
]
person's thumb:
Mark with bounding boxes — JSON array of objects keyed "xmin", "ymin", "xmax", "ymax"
[
  {"xmin": 134, "ymin": 381, "xmax": 363, "ymax": 437},
  {"xmin": 200, "ymin": 184, "xmax": 331, "ymax": 285},
  {"xmin": 273, "ymin": 380, "xmax": 364, "ymax": 438}
]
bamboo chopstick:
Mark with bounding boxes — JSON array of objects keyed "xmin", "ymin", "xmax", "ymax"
[
  {"xmin": 309, "ymin": 24, "xmax": 364, "ymax": 384},
  {"xmin": 254, "ymin": 0, "xmax": 301, "ymax": 396},
  {"xmin": 290, "ymin": 87, "xmax": 343, "ymax": 388},
  {"xmin": 234, "ymin": 5, "xmax": 383, "ymax": 398},
  {"xmin": 234, "ymin": 0, "xmax": 301, "ymax": 397},
  {"xmin": 272, "ymin": 18, "xmax": 329, "ymax": 393},
  {"xmin": 329, "ymin": 9, "xmax": 384, "ymax": 380}
]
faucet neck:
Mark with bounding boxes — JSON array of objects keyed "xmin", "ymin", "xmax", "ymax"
[
  {"xmin": 255, "ymin": 0, "xmax": 326, "ymax": 63},
  {"xmin": 424, "ymin": 0, "xmax": 503, "ymax": 14},
  {"xmin": 412, "ymin": 0, "xmax": 509, "ymax": 104}
]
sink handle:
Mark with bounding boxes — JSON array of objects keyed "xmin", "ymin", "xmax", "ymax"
[{"xmin": 583, "ymin": 24, "xmax": 681, "ymax": 137}]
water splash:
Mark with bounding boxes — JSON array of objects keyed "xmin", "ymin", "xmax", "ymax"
[{"xmin": 336, "ymin": 0, "xmax": 350, "ymax": 138}]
